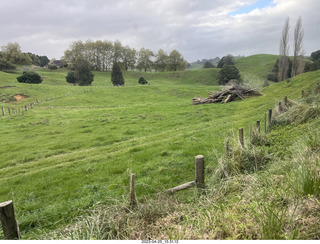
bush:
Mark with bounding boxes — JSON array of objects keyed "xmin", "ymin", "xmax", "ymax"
[
  {"xmin": 0, "ymin": 58, "xmax": 16, "ymax": 71},
  {"xmin": 217, "ymin": 65, "xmax": 241, "ymax": 85},
  {"xmin": 111, "ymin": 63, "xmax": 125, "ymax": 86},
  {"xmin": 138, "ymin": 77, "xmax": 148, "ymax": 85},
  {"xmin": 217, "ymin": 55, "xmax": 235, "ymax": 68},
  {"xmin": 203, "ymin": 61, "xmax": 215, "ymax": 68},
  {"xmin": 17, "ymin": 71, "xmax": 42, "ymax": 84},
  {"xmin": 66, "ymin": 71, "xmax": 77, "ymax": 85},
  {"xmin": 48, "ymin": 65, "xmax": 58, "ymax": 70},
  {"xmin": 65, "ymin": 60, "xmax": 94, "ymax": 86}
]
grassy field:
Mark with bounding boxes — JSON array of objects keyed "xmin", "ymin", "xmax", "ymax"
[{"xmin": 0, "ymin": 57, "xmax": 319, "ymax": 239}]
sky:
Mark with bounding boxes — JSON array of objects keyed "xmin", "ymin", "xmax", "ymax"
[{"xmin": 0, "ymin": 0, "xmax": 319, "ymax": 62}]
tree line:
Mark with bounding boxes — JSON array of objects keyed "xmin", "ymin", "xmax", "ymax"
[
  {"xmin": 0, "ymin": 42, "xmax": 50, "ymax": 69},
  {"xmin": 62, "ymin": 40, "xmax": 187, "ymax": 72}
]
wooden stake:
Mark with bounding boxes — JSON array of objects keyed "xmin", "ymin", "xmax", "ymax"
[
  {"xmin": 195, "ymin": 155, "xmax": 205, "ymax": 190},
  {"xmin": 239, "ymin": 128, "xmax": 244, "ymax": 147},
  {"xmin": 278, "ymin": 102, "xmax": 282, "ymax": 112},
  {"xmin": 0, "ymin": 200, "xmax": 20, "ymax": 240},
  {"xmin": 226, "ymin": 138, "xmax": 230, "ymax": 157},
  {"xmin": 284, "ymin": 96, "xmax": 288, "ymax": 106},
  {"xmin": 1, "ymin": 107, "xmax": 4, "ymax": 116},
  {"xmin": 268, "ymin": 109, "xmax": 272, "ymax": 127},
  {"xmin": 129, "ymin": 174, "xmax": 137, "ymax": 210},
  {"xmin": 264, "ymin": 113, "xmax": 267, "ymax": 134},
  {"xmin": 256, "ymin": 120, "xmax": 260, "ymax": 133}
]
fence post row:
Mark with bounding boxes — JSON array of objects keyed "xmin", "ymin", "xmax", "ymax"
[{"xmin": 0, "ymin": 200, "xmax": 20, "ymax": 240}]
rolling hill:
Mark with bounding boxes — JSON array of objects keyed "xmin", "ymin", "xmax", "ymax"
[{"xmin": 0, "ymin": 55, "xmax": 319, "ymax": 240}]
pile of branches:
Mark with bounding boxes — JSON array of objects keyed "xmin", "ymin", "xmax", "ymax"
[{"xmin": 192, "ymin": 85, "xmax": 262, "ymax": 105}]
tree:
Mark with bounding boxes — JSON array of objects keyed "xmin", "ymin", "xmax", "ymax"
[
  {"xmin": 1, "ymin": 42, "xmax": 32, "ymax": 65},
  {"xmin": 122, "ymin": 46, "xmax": 136, "ymax": 71},
  {"xmin": 311, "ymin": 50, "xmax": 320, "ymax": 63},
  {"xmin": 17, "ymin": 71, "xmax": 42, "ymax": 84},
  {"xmin": 291, "ymin": 17, "xmax": 305, "ymax": 77},
  {"xmin": 203, "ymin": 61, "xmax": 215, "ymax": 68},
  {"xmin": 154, "ymin": 49, "xmax": 168, "ymax": 72},
  {"xmin": 137, "ymin": 48, "xmax": 154, "ymax": 72},
  {"xmin": 111, "ymin": 62, "xmax": 125, "ymax": 86},
  {"xmin": 0, "ymin": 59, "xmax": 16, "ymax": 71},
  {"xmin": 167, "ymin": 50, "xmax": 186, "ymax": 71},
  {"xmin": 217, "ymin": 65, "xmax": 241, "ymax": 85},
  {"xmin": 38, "ymin": 55, "xmax": 50, "ymax": 67},
  {"xmin": 73, "ymin": 59, "xmax": 94, "ymax": 86},
  {"xmin": 66, "ymin": 71, "xmax": 77, "ymax": 85},
  {"xmin": 217, "ymin": 55, "xmax": 235, "ymax": 68},
  {"xmin": 278, "ymin": 17, "xmax": 290, "ymax": 81}
]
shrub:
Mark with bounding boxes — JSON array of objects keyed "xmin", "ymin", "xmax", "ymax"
[
  {"xmin": 217, "ymin": 65, "xmax": 241, "ymax": 85},
  {"xmin": 48, "ymin": 65, "xmax": 58, "ymax": 70},
  {"xmin": 65, "ymin": 60, "xmax": 94, "ymax": 86},
  {"xmin": 111, "ymin": 63, "xmax": 125, "ymax": 86},
  {"xmin": 17, "ymin": 71, "xmax": 42, "ymax": 84},
  {"xmin": 138, "ymin": 77, "xmax": 148, "ymax": 85},
  {"xmin": 203, "ymin": 61, "xmax": 215, "ymax": 68},
  {"xmin": 0, "ymin": 58, "xmax": 16, "ymax": 71},
  {"xmin": 66, "ymin": 71, "xmax": 77, "ymax": 85}
]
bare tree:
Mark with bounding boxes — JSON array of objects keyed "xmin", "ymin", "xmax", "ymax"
[
  {"xmin": 278, "ymin": 17, "xmax": 290, "ymax": 81},
  {"xmin": 292, "ymin": 16, "xmax": 305, "ymax": 77}
]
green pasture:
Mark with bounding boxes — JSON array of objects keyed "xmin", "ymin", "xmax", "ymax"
[{"xmin": 0, "ymin": 61, "xmax": 319, "ymax": 239}]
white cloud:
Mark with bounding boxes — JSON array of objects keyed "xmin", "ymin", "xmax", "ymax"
[{"xmin": 0, "ymin": 0, "xmax": 319, "ymax": 61}]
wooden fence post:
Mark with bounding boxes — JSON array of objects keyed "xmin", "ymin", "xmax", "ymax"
[
  {"xmin": 129, "ymin": 174, "xmax": 137, "ymax": 210},
  {"xmin": 256, "ymin": 120, "xmax": 260, "ymax": 133},
  {"xmin": 264, "ymin": 113, "xmax": 267, "ymax": 134},
  {"xmin": 7, "ymin": 108, "xmax": 11, "ymax": 116},
  {"xmin": 0, "ymin": 200, "xmax": 20, "ymax": 240},
  {"xmin": 226, "ymin": 138, "xmax": 230, "ymax": 157},
  {"xmin": 278, "ymin": 102, "xmax": 282, "ymax": 112},
  {"xmin": 284, "ymin": 96, "xmax": 288, "ymax": 106},
  {"xmin": 239, "ymin": 128, "xmax": 244, "ymax": 147},
  {"xmin": 195, "ymin": 155, "xmax": 205, "ymax": 190},
  {"xmin": 1, "ymin": 107, "xmax": 4, "ymax": 116},
  {"xmin": 268, "ymin": 109, "xmax": 272, "ymax": 127},
  {"xmin": 302, "ymin": 90, "xmax": 305, "ymax": 98}
]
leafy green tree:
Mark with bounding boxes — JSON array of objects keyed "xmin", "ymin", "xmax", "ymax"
[
  {"xmin": 1, "ymin": 42, "xmax": 32, "ymax": 65},
  {"xmin": 154, "ymin": 49, "xmax": 168, "ymax": 72},
  {"xmin": 111, "ymin": 62, "xmax": 125, "ymax": 86},
  {"xmin": 311, "ymin": 50, "xmax": 320, "ymax": 62},
  {"xmin": 17, "ymin": 71, "xmax": 42, "ymax": 84},
  {"xmin": 203, "ymin": 61, "xmax": 215, "ymax": 68},
  {"xmin": 167, "ymin": 49, "xmax": 186, "ymax": 71},
  {"xmin": 26, "ymin": 52, "xmax": 41, "ymax": 66},
  {"xmin": 0, "ymin": 59, "xmax": 16, "ymax": 71},
  {"xmin": 122, "ymin": 46, "xmax": 136, "ymax": 71},
  {"xmin": 66, "ymin": 71, "xmax": 77, "ymax": 85},
  {"xmin": 137, "ymin": 48, "xmax": 154, "ymax": 72},
  {"xmin": 217, "ymin": 55, "xmax": 235, "ymax": 68},
  {"xmin": 73, "ymin": 59, "xmax": 94, "ymax": 86},
  {"xmin": 38, "ymin": 55, "xmax": 50, "ymax": 67},
  {"xmin": 217, "ymin": 65, "xmax": 241, "ymax": 85}
]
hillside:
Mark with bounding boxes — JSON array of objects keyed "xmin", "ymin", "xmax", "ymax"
[{"xmin": 0, "ymin": 58, "xmax": 319, "ymax": 239}]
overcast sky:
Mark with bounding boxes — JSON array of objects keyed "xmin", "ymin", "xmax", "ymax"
[{"xmin": 1, "ymin": 0, "xmax": 319, "ymax": 62}]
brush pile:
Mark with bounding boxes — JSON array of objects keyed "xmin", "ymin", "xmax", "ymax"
[{"xmin": 192, "ymin": 85, "xmax": 262, "ymax": 105}]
